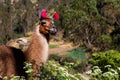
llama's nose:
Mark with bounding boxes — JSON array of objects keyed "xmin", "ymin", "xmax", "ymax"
[{"xmin": 50, "ymin": 26, "xmax": 57, "ymax": 35}]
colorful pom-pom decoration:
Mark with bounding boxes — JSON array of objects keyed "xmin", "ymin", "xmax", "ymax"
[
  {"xmin": 53, "ymin": 12, "xmax": 60, "ymax": 20},
  {"xmin": 41, "ymin": 9, "xmax": 47, "ymax": 18}
]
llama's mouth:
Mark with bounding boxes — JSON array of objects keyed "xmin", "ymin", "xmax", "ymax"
[
  {"xmin": 49, "ymin": 28, "xmax": 57, "ymax": 35},
  {"xmin": 49, "ymin": 25, "xmax": 57, "ymax": 35},
  {"xmin": 50, "ymin": 31, "xmax": 57, "ymax": 35}
]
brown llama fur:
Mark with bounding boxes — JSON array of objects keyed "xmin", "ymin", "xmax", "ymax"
[
  {"xmin": 0, "ymin": 17, "xmax": 56, "ymax": 79},
  {"xmin": 25, "ymin": 18, "xmax": 54, "ymax": 77},
  {"xmin": 0, "ymin": 45, "xmax": 26, "ymax": 79}
]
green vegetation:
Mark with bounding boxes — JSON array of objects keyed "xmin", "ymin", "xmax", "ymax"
[
  {"xmin": 39, "ymin": 60, "xmax": 86, "ymax": 80},
  {"xmin": 89, "ymin": 50, "xmax": 120, "ymax": 79},
  {"xmin": 49, "ymin": 44, "xmax": 59, "ymax": 49},
  {"xmin": 3, "ymin": 60, "xmax": 87, "ymax": 80},
  {"xmin": 67, "ymin": 48, "xmax": 86, "ymax": 61},
  {"xmin": 24, "ymin": 62, "xmax": 33, "ymax": 80},
  {"xmin": 89, "ymin": 50, "xmax": 120, "ymax": 70},
  {"xmin": 0, "ymin": 0, "xmax": 120, "ymax": 51},
  {"xmin": 87, "ymin": 65, "xmax": 119, "ymax": 80},
  {"xmin": 58, "ymin": 0, "xmax": 120, "ymax": 51},
  {"xmin": 0, "ymin": 0, "xmax": 120, "ymax": 80}
]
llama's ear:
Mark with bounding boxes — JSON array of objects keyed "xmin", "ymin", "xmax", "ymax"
[{"xmin": 52, "ymin": 12, "xmax": 60, "ymax": 20}]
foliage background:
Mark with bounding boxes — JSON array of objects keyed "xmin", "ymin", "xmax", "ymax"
[
  {"xmin": 0, "ymin": 0, "xmax": 120, "ymax": 79},
  {"xmin": 57, "ymin": 0, "xmax": 120, "ymax": 51},
  {"xmin": 0, "ymin": 0, "xmax": 119, "ymax": 52}
]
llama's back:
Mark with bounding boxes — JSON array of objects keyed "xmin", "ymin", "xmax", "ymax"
[{"xmin": 0, "ymin": 45, "xmax": 26, "ymax": 79}]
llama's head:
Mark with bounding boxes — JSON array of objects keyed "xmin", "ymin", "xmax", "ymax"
[
  {"xmin": 39, "ymin": 17, "xmax": 57, "ymax": 35},
  {"xmin": 39, "ymin": 10, "xmax": 59, "ymax": 35}
]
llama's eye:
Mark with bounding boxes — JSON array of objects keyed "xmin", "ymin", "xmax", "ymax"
[{"xmin": 41, "ymin": 22, "xmax": 46, "ymax": 25}]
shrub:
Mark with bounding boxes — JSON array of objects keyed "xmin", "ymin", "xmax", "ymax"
[
  {"xmin": 57, "ymin": 0, "xmax": 120, "ymax": 51},
  {"xmin": 86, "ymin": 65, "xmax": 119, "ymax": 80},
  {"xmin": 39, "ymin": 60, "xmax": 87, "ymax": 80},
  {"xmin": 89, "ymin": 50, "xmax": 120, "ymax": 71}
]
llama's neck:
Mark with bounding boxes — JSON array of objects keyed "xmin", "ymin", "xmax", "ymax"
[
  {"xmin": 35, "ymin": 25, "xmax": 50, "ymax": 42},
  {"xmin": 34, "ymin": 25, "xmax": 49, "ymax": 49},
  {"xmin": 26, "ymin": 25, "xmax": 49, "ymax": 63}
]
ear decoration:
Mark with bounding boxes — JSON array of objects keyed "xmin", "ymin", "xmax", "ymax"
[
  {"xmin": 40, "ymin": 9, "xmax": 60, "ymax": 20},
  {"xmin": 40, "ymin": 9, "xmax": 47, "ymax": 19},
  {"xmin": 53, "ymin": 12, "xmax": 60, "ymax": 20}
]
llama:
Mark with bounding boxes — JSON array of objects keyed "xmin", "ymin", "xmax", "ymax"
[
  {"xmin": 25, "ymin": 17, "xmax": 57, "ymax": 78},
  {"xmin": 0, "ymin": 45, "xmax": 26, "ymax": 79},
  {"xmin": 0, "ymin": 38, "xmax": 29, "ymax": 79}
]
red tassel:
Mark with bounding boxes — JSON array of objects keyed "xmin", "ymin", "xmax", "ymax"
[
  {"xmin": 41, "ymin": 9, "xmax": 47, "ymax": 18},
  {"xmin": 54, "ymin": 12, "xmax": 60, "ymax": 20}
]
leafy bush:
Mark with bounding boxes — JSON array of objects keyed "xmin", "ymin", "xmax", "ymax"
[
  {"xmin": 23, "ymin": 62, "xmax": 33, "ymax": 80},
  {"xmin": 97, "ymin": 34, "xmax": 112, "ymax": 50},
  {"xmin": 39, "ymin": 60, "xmax": 87, "ymax": 80},
  {"xmin": 89, "ymin": 50, "xmax": 120, "ymax": 71},
  {"xmin": 111, "ymin": 27, "xmax": 120, "ymax": 50},
  {"xmin": 86, "ymin": 65, "xmax": 120, "ymax": 80},
  {"xmin": 57, "ymin": 0, "xmax": 120, "ymax": 51},
  {"xmin": 3, "ymin": 76, "xmax": 25, "ymax": 80},
  {"xmin": 98, "ymin": 35, "xmax": 112, "ymax": 44}
]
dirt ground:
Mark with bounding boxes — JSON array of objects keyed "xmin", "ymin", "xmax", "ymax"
[{"xmin": 49, "ymin": 40, "xmax": 78, "ymax": 55}]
